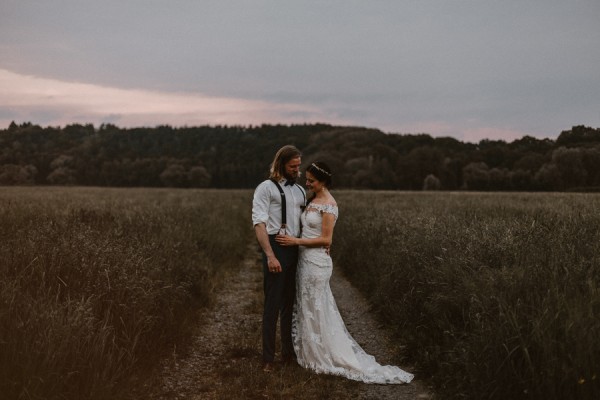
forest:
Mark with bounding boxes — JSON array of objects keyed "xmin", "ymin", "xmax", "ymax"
[{"xmin": 1, "ymin": 121, "xmax": 599, "ymax": 191}]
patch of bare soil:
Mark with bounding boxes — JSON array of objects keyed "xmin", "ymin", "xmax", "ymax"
[{"xmin": 132, "ymin": 245, "xmax": 432, "ymax": 399}]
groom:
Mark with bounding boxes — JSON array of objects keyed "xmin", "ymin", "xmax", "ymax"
[{"xmin": 252, "ymin": 145, "xmax": 305, "ymax": 372}]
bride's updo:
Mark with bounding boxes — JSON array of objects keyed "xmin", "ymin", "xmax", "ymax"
[{"xmin": 306, "ymin": 161, "xmax": 333, "ymax": 188}]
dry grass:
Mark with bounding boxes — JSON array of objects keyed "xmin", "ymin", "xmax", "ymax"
[
  {"xmin": 0, "ymin": 187, "xmax": 252, "ymax": 400},
  {"xmin": 4, "ymin": 188, "xmax": 598, "ymax": 399},
  {"xmin": 333, "ymin": 191, "xmax": 600, "ymax": 400}
]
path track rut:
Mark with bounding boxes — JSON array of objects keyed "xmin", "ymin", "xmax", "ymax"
[{"xmin": 137, "ymin": 245, "xmax": 432, "ymax": 399}]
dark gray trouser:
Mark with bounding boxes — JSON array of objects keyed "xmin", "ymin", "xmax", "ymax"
[{"xmin": 262, "ymin": 235, "xmax": 298, "ymax": 363}]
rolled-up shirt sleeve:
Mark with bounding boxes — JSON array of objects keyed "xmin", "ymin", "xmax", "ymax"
[{"xmin": 252, "ymin": 181, "xmax": 270, "ymax": 227}]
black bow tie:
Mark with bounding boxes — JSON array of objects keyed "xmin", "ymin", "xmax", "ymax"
[{"xmin": 284, "ymin": 180, "xmax": 295, "ymax": 186}]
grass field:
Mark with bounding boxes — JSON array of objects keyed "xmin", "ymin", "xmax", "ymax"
[
  {"xmin": 333, "ymin": 191, "xmax": 600, "ymax": 400},
  {"xmin": 0, "ymin": 187, "xmax": 252, "ymax": 400},
  {"xmin": 1, "ymin": 188, "xmax": 598, "ymax": 399}
]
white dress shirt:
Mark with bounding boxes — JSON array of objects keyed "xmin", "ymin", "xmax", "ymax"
[{"xmin": 252, "ymin": 179, "xmax": 306, "ymax": 237}]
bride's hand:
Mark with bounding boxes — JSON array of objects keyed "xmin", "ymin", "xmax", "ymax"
[{"xmin": 275, "ymin": 234, "xmax": 298, "ymax": 246}]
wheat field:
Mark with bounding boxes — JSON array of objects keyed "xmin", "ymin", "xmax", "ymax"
[
  {"xmin": 0, "ymin": 187, "xmax": 252, "ymax": 400},
  {"xmin": 333, "ymin": 191, "xmax": 600, "ymax": 400},
  {"xmin": 1, "ymin": 188, "xmax": 598, "ymax": 399}
]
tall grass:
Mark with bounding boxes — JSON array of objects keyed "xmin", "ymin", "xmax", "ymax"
[
  {"xmin": 0, "ymin": 187, "xmax": 252, "ymax": 400},
  {"xmin": 333, "ymin": 191, "xmax": 600, "ymax": 400}
]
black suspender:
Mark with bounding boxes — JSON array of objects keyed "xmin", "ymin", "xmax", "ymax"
[
  {"xmin": 270, "ymin": 179, "xmax": 287, "ymax": 225},
  {"xmin": 270, "ymin": 179, "xmax": 306, "ymax": 228}
]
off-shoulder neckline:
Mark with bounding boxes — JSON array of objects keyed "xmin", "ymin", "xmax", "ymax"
[{"xmin": 309, "ymin": 202, "xmax": 337, "ymax": 207}]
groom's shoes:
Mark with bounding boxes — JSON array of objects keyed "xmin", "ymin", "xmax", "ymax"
[{"xmin": 262, "ymin": 362, "xmax": 274, "ymax": 372}]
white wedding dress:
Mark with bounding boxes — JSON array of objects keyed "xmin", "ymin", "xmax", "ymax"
[{"xmin": 292, "ymin": 203, "xmax": 414, "ymax": 384}]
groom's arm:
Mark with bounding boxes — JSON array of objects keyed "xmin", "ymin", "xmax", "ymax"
[
  {"xmin": 254, "ymin": 223, "xmax": 282, "ymax": 273},
  {"xmin": 252, "ymin": 182, "xmax": 282, "ymax": 273}
]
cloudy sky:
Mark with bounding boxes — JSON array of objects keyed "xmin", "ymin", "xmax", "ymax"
[{"xmin": 1, "ymin": 0, "xmax": 599, "ymax": 142}]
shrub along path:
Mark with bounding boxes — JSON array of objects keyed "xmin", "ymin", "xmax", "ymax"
[{"xmin": 130, "ymin": 243, "xmax": 431, "ymax": 399}]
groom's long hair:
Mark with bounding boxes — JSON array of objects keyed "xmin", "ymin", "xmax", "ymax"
[{"xmin": 269, "ymin": 145, "xmax": 302, "ymax": 181}]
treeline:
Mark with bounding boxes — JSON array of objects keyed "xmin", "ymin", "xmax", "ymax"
[{"xmin": 1, "ymin": 121, "xmax": 600, "ymax": 191}]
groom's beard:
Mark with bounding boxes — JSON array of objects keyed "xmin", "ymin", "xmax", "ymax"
[{"xmin": 284, "ymin": 173, "xmax": 298, "ymax": 183}]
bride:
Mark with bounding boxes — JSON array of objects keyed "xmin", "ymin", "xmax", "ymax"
[{"xmin": 275, "ymin": 162, "xmax": 414, "ymax": 384}]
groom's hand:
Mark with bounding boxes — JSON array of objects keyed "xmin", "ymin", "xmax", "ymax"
[{"xmin": 267, "ymin": 256, "xmax": 282, "ymax": 273}]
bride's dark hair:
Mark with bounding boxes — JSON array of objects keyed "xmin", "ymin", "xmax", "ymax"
[
  {"xmin": 305, "ymin": 161, "xmax": 333, "ymax": 204},
  {"xmin": 306, "ymin": 162, "xmax": 332, "ymax": 187}
]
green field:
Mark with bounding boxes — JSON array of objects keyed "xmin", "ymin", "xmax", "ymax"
[{"xmin": 1, "ymin": 188, "xmax": 598, "ymax": 399}]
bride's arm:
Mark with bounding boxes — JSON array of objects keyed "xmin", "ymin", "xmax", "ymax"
[{"xmin": 275, "ymin": 213, "xmax": 335, "ymax": 248}]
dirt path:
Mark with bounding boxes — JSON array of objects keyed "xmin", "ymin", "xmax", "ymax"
[
  {"xmin": 137, "ymin": 245, "xmax": 432, "ymax": 399},
  {"xmin": 330, "ymin": 266, "xmax": 431, "ymax": 399}
]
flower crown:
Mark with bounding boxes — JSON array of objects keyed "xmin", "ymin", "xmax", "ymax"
[{"xmin": 311, "ymin": 163, "xmax": 332, "ymax": 177}]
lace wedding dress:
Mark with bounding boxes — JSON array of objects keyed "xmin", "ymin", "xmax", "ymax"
[{"xmin": 292, "ymin": 203, "xmax": 414, "ymax": 384}]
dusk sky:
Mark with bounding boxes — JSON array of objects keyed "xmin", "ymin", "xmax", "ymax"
[{"xmin": 1, "ymin": 0, "xmax": 599, "ymax": 142}]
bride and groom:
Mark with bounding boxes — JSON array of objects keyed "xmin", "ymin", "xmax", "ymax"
[{"xmin": 251, "ymin": 145, "xmax": 414, "ymax": 384}]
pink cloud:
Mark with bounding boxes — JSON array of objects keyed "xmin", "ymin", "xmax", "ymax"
[
  {"xmin": 461, "ymin": 126, "xmax": 535, "ymax": 143},
  {"xmin": 0, "ymin": 68, "xmax": 342, "ymax": 128},
  {"xmin": 0, "ymin": 68, "xmax": 549, "ymax": 142},
  {"xmin": 389, "ymin": 121, "xmax": 457, "ymax": 136},
  {"xmin": 390, "ymin": 120, "xmax": 536, "ymax": 143}
]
